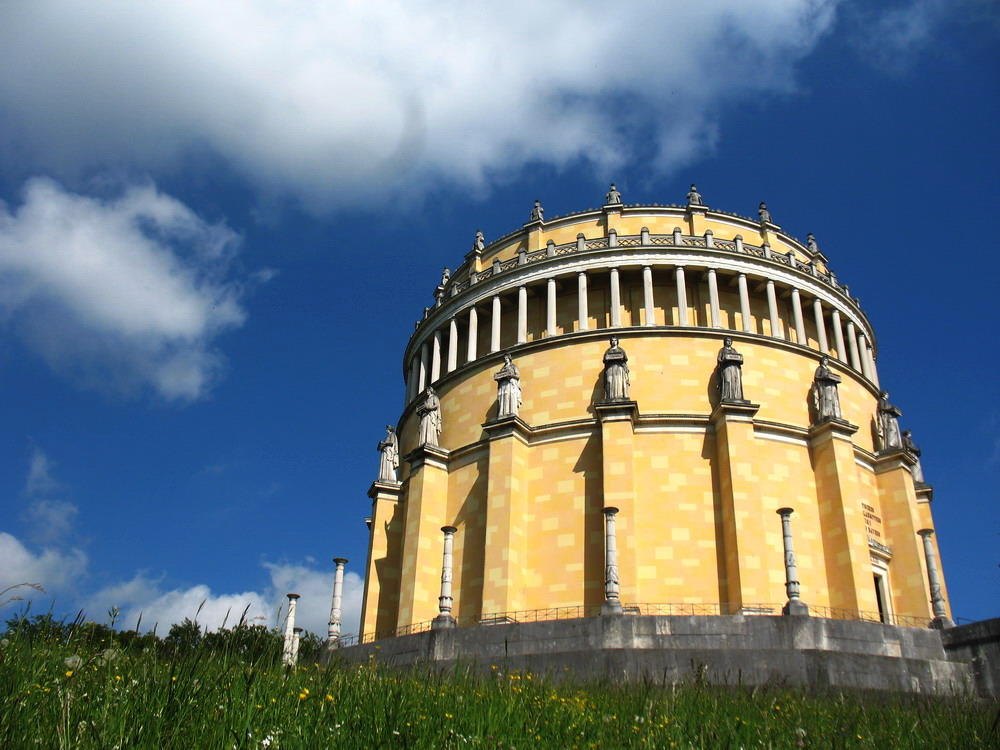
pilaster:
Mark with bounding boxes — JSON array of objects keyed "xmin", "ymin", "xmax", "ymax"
[
  {"xmin": 687, "ymin": 201, "xmax": 708, "ymax": 236},
  {"xmin": 710, "ymin": 401, "xmax": 770, "ymax": 609},
  {"xmin": 396, "ymin": 445, "xmax": 450, "ymax": 628},
  {"xmin": 480, "ymin": 415, "xmax": 532, "ymax": 614},
  {"xmin": 808, "ymin": 418, "xmax": 878, "ymax": 612},
  {"xmin": 524, "ymin": 219, "xmax": 543, "ymax": 252},
  {"xmin": 602, "ymin": 201, "xmax": 622, "ymax": 236},
  {"xmin": 360, "ymin": 480, "xmax": 403, "ymax": 638},
  {"xmin": 595, "ymin": 400, "xmax": 640, "ymax": 603},
  {"xmin": 873, "ymin": 449, "xmax": 943, "ymax": 621}
]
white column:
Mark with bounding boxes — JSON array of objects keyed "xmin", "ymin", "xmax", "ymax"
[
  {"xmin": 408, "ymin": 355, "xmax": 420, "ymax": 403},
  {"xmin": 846, "ymin": 321, "xmax": 861, "ymax": 371},
  {"xmin": 447, "ymin": 318, "xmax": 458, "ymax": 373},
  {"xmin": 435, "ymin": 525, "xmax": 458, "ymax": 626},
  {"xmin": 466, "ymin": 306, "xmax": 478, "ymax": 363},
  {"xmin": 765, "ymin": 280, "xmax": 779, "ymax": 338},
  {"xmin": 776, "ymin": 509, "xmax": 808, "ymax": 615},
  {"xmin": 707, "ymin": 268, "xmax": 721, "ymax": 329},
  {"xmin": 737, "ymin": 273, "xmax": 751, "ymax": 333},
  {"xmin": 418, "ymin": 342, "xmax": 429, "ymax": 392},
  {"xmin": 790, "ymin": 288, "xmax": 806, "ymax": 345},
  {"xmin": 609, "ymin": 268, "xmax": 621, "ymax": 327},
  {"xmin": 327, "ymin": 557, "xmax": 347, "ymax": 643},
  {"xmin": 431, "ymin": 329, "xmax": 443, "ymax": 382},
  {"xmin": 577, "ymin": 271, "xmax": 589, "ymax": 331},
  {"xmin": 281, "ymin": 593, "xmax": 300, "ymax": 667},
  {"xmin": 812, "ymin": 298, "xmax": 829, "ymax": 352},
  {"xmin": 869, "ymin": 348, "xmax": 881, "ymax": 387},
  {"xmin": 642, "ymin": 266, "xmax": 655, "ymax": 326},
  {"xmin": 831, "ymin": 309, "xmax": 846, "ymax": 363},
  {"xmin": 917, "ymin": 529, "xmax": 953, "ymax": 628},
  {"xmin": 546, "ymin": 277, "xmax": 557, "ymax": 337},
  {"xmin": 491, "ymin": 294, "xmax": 501, "ymax": 352},
  {"xmin": 859, "ymin": 334, "xmax": 873, "ymax": 380},
  {"xmin": 602, "ymin": 506, "xmax": 622, "ymax": 614},
  {"xmin": 517, "ymin": 285, "xmax": 527, "ymax": 343},
  {"xmin": 675, "ymin": 266, "xmax": 689, "ymax": 326}
]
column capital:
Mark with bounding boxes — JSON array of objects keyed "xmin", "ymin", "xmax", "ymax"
[
  {"xmin": 482, "ymin": 413, "xmax": 532, "ymax": 441},
  {"xmin": 368, "ymin": 479, "xmax": 403, "ymax": 500},
  {"xmin": 709, "ymin": 401, "xmax": 760, "ymax": 424},
  {"xmin": 916, "ymin": 528, "xmax": 934, "ymax": 538},
  {"xmin": 403, "ymin": 444, "xmax": 450, "ymax": 472},
  {"xmin": 602, "ymin": 506, "xmax": 620, "ymax": 516},
  {"xmin": 332, "ymin": 557, "xmax": 348, "ymax": 565},
  {"xmin": 595, "ymin": 400, "xmax": 639, "ymax": 425},
  {"xmin": 807, "ymin": 417, "xmax": 859, "ymax": 445},
  {"xmin": 776, "ymin": 507, "xmax": 794, "ymax": 518},
  {"xmin": 441, "ymin": 525, "xmax": 458, "ymax": 535}
]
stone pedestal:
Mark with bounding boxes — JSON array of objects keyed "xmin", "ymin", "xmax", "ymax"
[
  {"xmin": 360, "ymin": 480, "xmax": 403, "ymax": 639},
  {"xmin": 596, "ymin": 401, "xmax": 640, "ymax": 603},
  {"xmin": 711, "ymin": 401, "xmax": 769, "ymax": 609},
  {"xmin": 808, "ymin": 418, "xmax": 877, "ymax": 613},
  {"xmin": 480, "ymin": 415, "xmax": 532, "ymax": 614},
  {"xmin": 396, "ymin": 444, "xmax": 450, "ymax": 629}
]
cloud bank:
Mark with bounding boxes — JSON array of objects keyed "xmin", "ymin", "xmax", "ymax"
[
  {"xmin": 0, "ymin": 1, "xmax": 840, "ymax": 210},
  {"xmin": 0, "ymin": 178, "xmax": 250, "ymax": 400}
]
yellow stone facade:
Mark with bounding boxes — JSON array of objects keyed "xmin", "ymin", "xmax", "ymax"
[{"xmin": 359, "ymin": 196, "xmax": 951, "ymax": 638}]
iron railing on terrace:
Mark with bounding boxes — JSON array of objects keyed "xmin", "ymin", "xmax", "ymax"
[{"xmin": 335, "ymin": 602, "xmax": 931, "ymax": 647}]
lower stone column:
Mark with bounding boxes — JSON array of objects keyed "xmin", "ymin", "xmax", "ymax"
[
  {"xmin": 776, "ymin": 509, "xmax": 808, "ymax": 616},
  {"xmin": 676, "ymin": 266, "xmax": 689, "ymax": 325},
  {"xmin": 601, "ymin": 507, "xmax": 622, "ymax": 614},
  {"xmin": 467, "ymin": 306, "xmax": 478, "ymax": 363},
  {"xmin": 481, "ymin": 415, "xmax": 532, "ymax": 615},
  {"xmin": 281, "ymin": 593, "xmax": 300, "ymax": 667},
  {"xmin": 517, "ymin": 285, "xmax": 528, "ymax": 343},
  {"xmin": 433, "ymin": 526, "xmax": 458, "ymax": 629},
  {"xmin": 447, "ymin": 318, "xmax": 458, "ymax": 373},
  {"xmin": 546, "ymin": 278, "xmax": 557, "ymax": 336},
  {"xmin": 808, "ymin": 418, "xmax": 878, "ymax": 613},
  {"xmin": 642, "ymin": 266, "xmax": 655, "ymax": 326},
  {"xmin": 737, "ymin": 273, "xmax": 751, "ymax": 332},
  {"xmin": 846, "ymin": 321, "xmax": 861, "ymax": 371},
  {"xmin": 491, "ymin": 294, "xmax": 501, "ymax": 352},
  {"xmin": 813, "ymin": 298, "xmax": 829, "ymax": 352},
  {"xmin": 360, "ymin": 480, "xmax": 403, "ymax": 639},
  {"xmin": 327, "ymin": 557, "xmax": 348, "ymax": 645},
  {"xmin": 396, "ymin": 445, "xmax": 450, "ymax": 629},
  {"xmin": 711, "ymin": 401, "xmax": 771, "ymax": 611},
  {"xmin": 917, "ymin": 529, "xmax": 954, "ymax": 629},
  {"xmin": 831, "ymin": 309, "xmax": 846, "ymax": 363}
]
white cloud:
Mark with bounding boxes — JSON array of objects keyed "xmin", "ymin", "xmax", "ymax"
[
  {"xmin": 0, "ymin": 178, "xmax": 254, "ymax": 400},
  {"xmin": 24, "ymin": 446, "xmax": 61, "ymax": 496},
  {"xmin": 0, "ymin": 1, "xmax": 840, "ymax": 211},
  {"xmin": 0, "ymin": 532, "xmax": 88, "ymax": 599},
  {"xmin": 86, "ymin": 561, "xmax": 364, "ymax": 637}
]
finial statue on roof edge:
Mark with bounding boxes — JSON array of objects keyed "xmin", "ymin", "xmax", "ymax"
[
  {"xmin": 758, "ymin": 202, "xmax": 772, "ymax": 225},
  {"xmin": 529, "ymin": 200, "xmax": 544, "ymax": 222},
  {"xmin": 605, "ymin": 183, "xmax": 622, "ymax": 205},
  {"xmin": 687, "ymin": 184, "xmax": 703, "ymax": 206},
  {"xmin": 473, "ymin": 230, "xmax": 485, "ymax": 253}
]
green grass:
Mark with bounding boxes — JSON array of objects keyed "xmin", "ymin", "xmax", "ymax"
[{"xmin": 0, "ymin": 628, "xmax": 995, "ymax": 749}]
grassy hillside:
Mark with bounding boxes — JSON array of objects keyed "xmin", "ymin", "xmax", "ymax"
[{"xmin": 1, "ymin": 614, "xmax": 995, "ymax": 748}]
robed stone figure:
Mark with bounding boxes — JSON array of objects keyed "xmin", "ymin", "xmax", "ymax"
[
  {"xmin": 876, "ymin": 390, "xmax": 903, "ymax": 450},
  {"xmin": 687, "ymin": 184, "xmax": 703, "ymax": 206},
  {"xmin": 812, "ymin": 356, "xmax": 842, "ymax": 422},
  {"xmin": 902, "ymin": 429, "xmax": 925, "ymax": 484},
  {"xmin": 602, "ymin": 336, "xmax": 630, "ymax": 401},
  {"xmin": 494, "ymin": 354, "xmax": 522, "ymax": 418},
  {"xmin": 717, "ymin": 337, "xmax": 745, "ymax": 403},
  {"xmin": 417, "ymin": 387, "xmax": 442, "ymax": 447},
  {"xmin": 377, "ymin": 425, "xmax": 399, "ymax": 482},
  {"xmin": 605, "ymin": 183, "xmax": 622, "ymax": 205}
]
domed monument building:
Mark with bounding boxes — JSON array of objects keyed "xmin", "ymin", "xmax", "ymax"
[{"xmin": 337, "ymin": 186, "xmax": 998, "ymax": 694}]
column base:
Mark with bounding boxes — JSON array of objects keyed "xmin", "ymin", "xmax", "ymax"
[
  {"xmin": 929, "ymin": 615, "xmax": 954, "ymax": 630},
  {"xmin": 325, "ymin": 638, "xmax": 341, "ymax": 650},
  {"xmin": 601, "ymin": 599, "xmax": 623, "ymax": 616},
  {"xmin": 782, "ymin": 599, "xmax": 810, "ymax": 616},
  {"xmin": 432, "ymin": 613, "xmax": 457, "ymax": 630}
]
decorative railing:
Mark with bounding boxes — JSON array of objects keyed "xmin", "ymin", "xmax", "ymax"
[
  {"xmin": 336, "ymin": 602, "xmax": 932, "ymax": 647},
  {"xmin": 445, "ymin": 231, "xmax": 844, "ymax": 301}
]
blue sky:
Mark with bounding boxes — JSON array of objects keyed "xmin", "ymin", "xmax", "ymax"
[{"xmin": 0, "ymin": 1, "xmax": 997, "ymax": 637}]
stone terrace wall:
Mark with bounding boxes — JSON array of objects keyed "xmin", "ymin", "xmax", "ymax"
[{"xmin": 328, "ymin": 615, "xmax": 992, "ymax": 696}]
